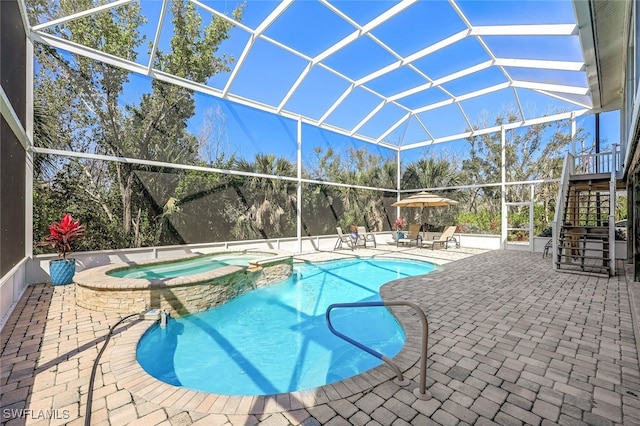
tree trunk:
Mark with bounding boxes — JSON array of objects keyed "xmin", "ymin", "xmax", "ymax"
[{"xmin": 122, "ymin": 173, "xmax": 133, "ymax": 235}]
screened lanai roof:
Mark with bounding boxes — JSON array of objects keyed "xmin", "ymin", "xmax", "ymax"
[{"xmin": 23, "ymin": 0, "xmax": 592, "ymax": 150}]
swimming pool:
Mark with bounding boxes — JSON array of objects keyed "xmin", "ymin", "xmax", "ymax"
[
  {"xmin": 137, "ymin": 257, "xmax": 435, "ymax": 395},
  {"xmin": 108, "ymin": 252, "xmax": 269, "ymax": 279}
]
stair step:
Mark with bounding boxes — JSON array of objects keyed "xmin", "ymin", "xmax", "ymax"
[
  {"xmin": 558, "ymin": 265, "xmax": 609, "ymax": 275},
  {"xmin": 557, "ymin": 255, "xmax": 609, "ymax": 261},
  {"xmin": 561, "ymin": 225, "xmax": 609, "ymax": 227},
  {"xmin": 558, "ymin": 237, "xmax": 610, "ymax": 241},
  {"xmin": 570, "ymin": 232, "xmax": 610, "ymax": 236},
  {"xmin": 562, "ymin": 230, "xmax": 610, "ymax": 233},
  {"xmin": 556, "ymin": 265, "xmax": 611, "ymax": 274},
  {"xmin": 556, "ymin": 179, "xmax": 615, "ymax": 277},
  {"xmin": 558, "ymin": 237, "xmax": 610, "ymax": 240},
  {"xmin": 557, "ymin": 247, "xmax": 610, "ymax": 254},
  {"xmin": 555, "ymin": 261, "xmax": 610, "ymax": 269},
  {"xmin": 558, "ymin": 235, "xmax": 605, "ymax": 239},
  {"xmin": 557, "ymin": 242, "xmax": 610, "ymax": 248},
  {"xmin": 556, "ymin": 260, "xmax": 610, "ymax": 267},
  {"xmin": 557, "ymin": 238, "xmax": 609, "ymax": 242},
  {"xmin": 559, "ymin": 230, "xmax": 610, "ymax": 234}
]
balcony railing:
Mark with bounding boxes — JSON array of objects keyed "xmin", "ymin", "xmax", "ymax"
[{"xmin": 573, "ymin": 144, "xmax": 622, "ymax": 176}]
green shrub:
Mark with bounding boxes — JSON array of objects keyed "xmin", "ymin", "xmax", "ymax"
[{"xmin": 456, "ymin": 211, "xmax": 501, "ymax": 235}]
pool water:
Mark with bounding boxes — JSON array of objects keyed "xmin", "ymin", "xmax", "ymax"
[
  {"xmin": 108, "ymin": 252, "xmax": 267, "ymax": 279},
  {"xmin": 137, "ymin": 258, "xmax": 435, "ymax": 395}
]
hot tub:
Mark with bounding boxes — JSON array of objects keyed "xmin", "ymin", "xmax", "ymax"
[{"xmin": 73, "ymin": 250, "xmax": 293, "ymax": 317}]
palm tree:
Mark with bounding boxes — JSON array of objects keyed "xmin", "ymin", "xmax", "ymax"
[
  {"xmin": 400, "ymin": 157, "xmax": 462, "ymax": 226},
  {"xmin": 233, "ymin": 154, "xmax": 297, "ymax": 239},
  {"xmin": 402, "ymin": 157, "xmax": 460, "ymax": 190}
]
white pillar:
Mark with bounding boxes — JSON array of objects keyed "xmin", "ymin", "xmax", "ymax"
[
  {"xmin": 296, "ymin": 118, "xmax": 302, "ymax": 253},
  {"xmin": 396, "ymin": 148, "xmax": 401, "ymax": 216},
  {"xmin": 501, "ymin": 126, "xmax": 507, "ymax": 249},
  {"xmin": 609, "ymin": 177, "xmax": 616, "ymax": 275},
  {"xmin": 25, "ymin": 38, "xmax": 34, "ymax": 258},
  {"xmin": 570, "ymin": 112, "xmax": 576, "ymax": 155},
  {"xmin": 609, "ymin": 150, "xmax": 616, "ymax": 275},
  {"xmin": 529, "ymin": 184, "xmax": 535, "ymax": 252}
]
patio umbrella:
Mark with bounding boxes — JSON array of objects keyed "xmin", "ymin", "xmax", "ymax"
[{"xmin": 392, "ymin": 191, "xmax": 459, "ymax": 226}]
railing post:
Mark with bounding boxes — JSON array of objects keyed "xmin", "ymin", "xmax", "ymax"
[
  {"xmin": 610, "ymin": 148, "xmax": 617, "ymax": 276},
  {"xmin": 551, "ymin": 220, "xmax": 558, "ymax": 270}
]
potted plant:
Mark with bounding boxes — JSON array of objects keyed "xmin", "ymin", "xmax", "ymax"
[
  {"xmin": 37, "ymin": 213, "xmax": 85, "ymax": 285},
  {"xmin": 350, "ymin": 224, "xmax": 359, "ymax": 241},
  {"xmin": 394, "ymin": 217, "xmax": 405, "ymax": 240}
]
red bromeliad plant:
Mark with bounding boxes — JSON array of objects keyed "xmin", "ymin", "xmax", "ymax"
[
  {"xmin": 394, "ymin": 217, "xmax": 405, "ymax": 231},
  {"xmin": 39, "ymin": 213, "xmax": 85, "ymax": 260}
]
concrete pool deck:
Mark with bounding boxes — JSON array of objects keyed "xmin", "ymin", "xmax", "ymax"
[{"xmin": 2, "ymin": 245, "xmax": 640, "ymax": 425}]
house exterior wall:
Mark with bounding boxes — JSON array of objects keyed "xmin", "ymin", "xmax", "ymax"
[{"xmin": 621, "ymin": 2, "xmax": 640, "ymax": 281}]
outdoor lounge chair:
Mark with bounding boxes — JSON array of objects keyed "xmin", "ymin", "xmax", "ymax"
[
  {"xmin": 334, "ymin": 227, "xmax": 355, "ymax": 250},
  {"xmin": 421, "ymin": 225, "xmax": 457, "ymax": 250},
  {"xmin": 356, "ymin": 226, "xmax": 377, "ymax": 248},
  {"xmin": 397, "ymin": 223, "xmax": 421, "ymax": 247}
]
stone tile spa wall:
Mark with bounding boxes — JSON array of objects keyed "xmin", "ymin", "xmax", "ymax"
[{"xmin": 74, "ymin": 253, "xmax": 293, "ymax": 317}]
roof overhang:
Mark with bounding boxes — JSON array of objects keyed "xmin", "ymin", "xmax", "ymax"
[{"xmin": 573, "ymin": 0, "xmax": 628, "ymax": 113}]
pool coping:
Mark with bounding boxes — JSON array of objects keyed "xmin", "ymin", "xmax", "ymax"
[{"xmin": 107, "ymin": 256, "xmax": 430, "ymax": 415}]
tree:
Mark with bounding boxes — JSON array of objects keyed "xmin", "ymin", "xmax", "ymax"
[
  {"xmin": 457, "ymin": 111, "xmax": 585, "ymax": 233},
  {"xmin": 398, "ymin": 156, "xmax": 463, "ymax": 227},
  {"xmin": 233, "ymin": 154, "xmax": 297, "ymax": 239},
  {"xmin": 32, "ymin": 0, "xmax": 243, "ymax": 248},
  {"xmin": 305, "ymin": 146, "xmax": 397, "ymax": 232},
  {"xmin": 401, "ymin": 157, "xmax": 461, "ymax": 191}
]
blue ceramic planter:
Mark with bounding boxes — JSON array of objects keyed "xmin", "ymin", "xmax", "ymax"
[{"xmin": 49, "ymin": 259, "xmax": 76, "ymax": 285}]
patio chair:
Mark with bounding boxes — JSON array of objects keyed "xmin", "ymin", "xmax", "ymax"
[
  {"xmin": 334, "ymin": 227, "xmax": 355, "ymax": 250},
  {"xmin": 543, "ymin": 239, "xmax": 552, "ymax": 258},
  {"xmin": 397, "ymin": 224, "xmax": 421, "ymax": 247},
  {"xmin": 356, "ymin": 226, "xmax": 377, "ymax": 248},
  {"xmin": 421, "ymin": 225, "xmax": 457, "ymax": 250}
]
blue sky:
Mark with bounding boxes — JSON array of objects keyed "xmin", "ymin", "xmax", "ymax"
[
  {"xmin": 39, "ymin": 0, "xmax": 621, "ymax": 167},
  {"xmin": 176, "ymin": 0, "xmax": 606, "ymax": 162},
  {"xmin": 402, "ymin": 110, "xmax": 621, "ymax": 164}
]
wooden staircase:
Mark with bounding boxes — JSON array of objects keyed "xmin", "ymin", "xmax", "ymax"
[
  {"xmin": 552, "ymin": 148, "xmax": 624, "ymax": 277},
  {"xmin": 556, "ymin": 178, "xmax": 612, "ymax": 275}
]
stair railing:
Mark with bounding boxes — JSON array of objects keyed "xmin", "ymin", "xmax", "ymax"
[
  {"xmin": 552, "ymin": 153, "xmax": 574, "ymax": 268},
  {"xmin": 325, "ymin": 300, "xmax": 432, "ymax": 400},
  {"xmin": 615, "ymin": 144, "xmax": 624, "ymax": 179}
]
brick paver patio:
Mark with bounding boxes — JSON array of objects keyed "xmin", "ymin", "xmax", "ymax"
[{"xmin": 2, "ymin": 247, "xmax": 640, "ymax": 425}]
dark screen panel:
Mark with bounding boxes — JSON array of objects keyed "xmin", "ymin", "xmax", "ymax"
[
  {"xmin": 0, "ymin": 0, "xmax": 27, "ymax": 276},
  {"xmin": 0, "ymin": 117, "xmax": 26, "ymax": 276},
  {"xmin": 1, "ymin": 0, "xmax": 27, "ymax": 126},
  {"xmin": 300, "ymin": 183, "xmax": 397, "ymax": 236}
]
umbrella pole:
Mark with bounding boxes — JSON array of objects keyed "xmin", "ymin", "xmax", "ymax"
[{"xmin": 422, "ymin": 207, "xmax": 428, "ymax": 230}]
